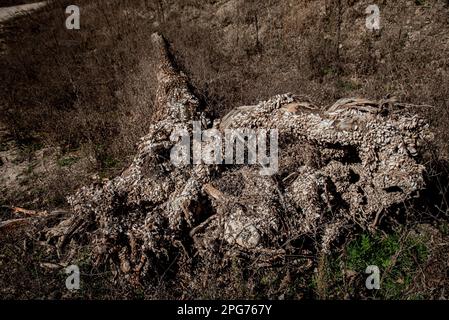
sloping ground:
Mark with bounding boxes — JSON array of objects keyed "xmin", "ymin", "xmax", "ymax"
[
  {"xmin": 0, "ymin": 1, "xmax": 46, "ymax": 56},
  {"xmin": 1, "ymin": 0, "xmax": 448, "ymax": 208},
  {"xmin": 0, "ymin": 0, "xmax": 448, "ymax": 299},
  {"xmin": 42, "ymin": 34, "xmax": 444, "ymax": 299},
  {"xmin": 0, "ymin": 2, "xmax": 47, "ymax": 23}
]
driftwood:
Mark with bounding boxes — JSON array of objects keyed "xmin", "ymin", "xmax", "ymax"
[
  {"xmin": 47, "ymin": 33, "xmax": 433, "ymax": 283},
  {"xmin": 0, "ymin": 218, "xmax": 30, "ymax": 231}
]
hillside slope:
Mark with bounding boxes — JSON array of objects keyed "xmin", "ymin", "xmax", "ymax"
[{"xmin": 0, "ymin": 0, "xmax": 448, "ymax": 299}]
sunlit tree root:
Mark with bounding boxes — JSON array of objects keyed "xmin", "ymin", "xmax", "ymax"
[{"xmin": 47, "ymin": 33, "xmax": 433, "ymax": 284}]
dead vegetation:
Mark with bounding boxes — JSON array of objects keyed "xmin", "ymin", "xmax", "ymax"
[
  {"xmin": 34, "ymin": 32, "xmax": 446, "ymax": 299},
  {"xmin": 1, "ymin": 0, "xmax": 448, "ymax": 299}
]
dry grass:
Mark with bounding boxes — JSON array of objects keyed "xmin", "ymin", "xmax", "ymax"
[
  {"xmin": 2, "ymin": 0, "xmax": 448, "ymax": 207},
  {"xmin": 0, "ymin": 0, "xmax": 448, "ymax": 299}
]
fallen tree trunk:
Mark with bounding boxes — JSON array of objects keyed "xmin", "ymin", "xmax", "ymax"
[{"xmin": 48, "ymin": 33, "xmax": 434, "ymax": 285}]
